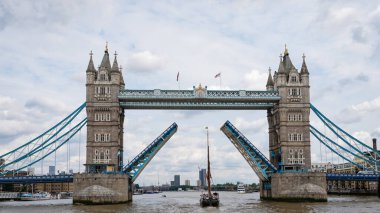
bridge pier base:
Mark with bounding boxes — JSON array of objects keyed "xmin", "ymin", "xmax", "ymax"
[
  {"xmin": 261, "ymin": 173, "xmax": 327, "ymax": 202},
  {"xmin": 73, "ymin": 173, "xmax": 132, "ymax": 205}
]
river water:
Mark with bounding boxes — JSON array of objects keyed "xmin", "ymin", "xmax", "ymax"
[{"xmin": 1, "ymin": 192, "xmax": 380, "ymax": 213}]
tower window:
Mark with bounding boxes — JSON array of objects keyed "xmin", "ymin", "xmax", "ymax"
[
  {"xmin": 291, "ymin": 76, "xmax": 297, "ymax": 83},
  {"xmin": 288, "ymin": 133, "xmax": 303, "ymax": 141},
  {"xmin": 100, "ymin": 74, "xmax": 106, "ymax": 81},
  {"xmin": 288, "ymin": 88, "xmax": 301, "ymax": 96}
]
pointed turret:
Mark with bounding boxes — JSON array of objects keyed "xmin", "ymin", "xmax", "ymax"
[
  {"xmin": 111, "ymin": 51, "xmax": 119, "ymax": 73},
  {"xmin": 300, "ymin": 54, "xmax": 309, "ymax": 86},
  {"xmin": 86, "ymin": 51, "xmax": 96, "ymax": 73},
  {"xmin": 266, "ymin": 67, "xmax": 274, "ymax": 91},
  {"xmin": 282, "ymin": 45, "xmax": 296, "ymax": 74},
  {"xmin": 277, "ymin": 54, "xmax": 285, "ymax": 74},
  {"xmin": 86, "ymin": 51, "xmax": 96, "ymax": 84},
  {"xmin": 276, "ymin": 53, "xmax": 286, "ymax": 86},
  {"xmin": 300, "ymin": 53, "xmax": 309, "ymax": 75},
  {"xmin": 110, "ymin": 51, "xmax": 122, "ymax": 85},
  {"xmin": 100, "ymin": 42, "xmax": 111, "ymax": 71}
]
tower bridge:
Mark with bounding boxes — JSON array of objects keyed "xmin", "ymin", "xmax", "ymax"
[{"xmin": 1, "ymin": 45, "xmax": 379, "ymax": 204}]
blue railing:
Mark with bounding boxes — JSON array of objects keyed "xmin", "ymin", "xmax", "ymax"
[
  {"xmin": 326, "ymin": 173, "xmax": 380, "ymax": 181},
  {"xmin": 0, "ymin": 175, "xmax": 73, "ymax": 184},
  {"xmin": 123, "ymin": 123, "xmax": 178, "ymax": 182},
  {"xmin": 221, "ymin": 120, "xmax": 277, "ymax": 181}
]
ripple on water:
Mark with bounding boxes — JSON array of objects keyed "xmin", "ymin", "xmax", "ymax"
[{"xmin": 0, "ymin": 192, "xmax": 380, "ymax": 213}]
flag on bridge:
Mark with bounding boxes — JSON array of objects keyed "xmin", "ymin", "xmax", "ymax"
[
  {"xmin": 177, "ymin": 72, "xmax": 179, "ymax": 82},
  {"xmin": 215, "ymin": 72, "xmax": 221, "ymax": 78}
]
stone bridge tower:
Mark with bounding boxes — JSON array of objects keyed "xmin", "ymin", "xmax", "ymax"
[
  {"xmin": 267, "ymin": 47, "xmax": 311, "ymax": 172},
  {"xmin": 264, "ymin": 48, "xmax": 326, "ymax": 201},
  {"xmin": 73, "ymin": 46, "xmax": 130, "ymax": 205},
  {"xmin": 85, "ymin": 45, "xmax": 125, "ymax": 173}
]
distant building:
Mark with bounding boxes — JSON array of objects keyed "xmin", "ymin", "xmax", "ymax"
[
  {"xmin": 48, "ymin": 166, "xmax": 55, "ymax": 175},
  {"xmin": 199, "ymin": 169, "xmax": 206, "ymax": 187},
  {"xmin": 27, "ymin": 167, "xmax": 35, "ymax": 176},
  {"xmin": 310, "ymin": 163, "xmax": 331, "ymax": 172},
  {"xmin": 35, "ymin": 182, "xmax": 73, "ymax": 193},
  {"xmin": 197, "ymin": 180, "xmax": 201, "ymax": 187},
  {"xmin": 185, "ymin": 180, "xmax": 190, "ymax": 186},
  {"xmin": 174, "ymin": 175, "xmax": 180, "ymax": 186},
  {"xmin": 170, "ymin": 181, "xmax": 175, "ymax": 186},
  {"xmin": 69, "ymin": 169, "xmax": 73, "ymax": 174}
]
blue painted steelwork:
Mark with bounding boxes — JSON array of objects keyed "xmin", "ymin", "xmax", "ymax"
[
  {"xmin": 311, "ymin": 104, "xmax": 380, "ymax": 162},
  {"xmin": 1, "ymin": 118, "xmax": 87, "ymax": 176},
  {"xmin": 120, "ymin": 102, "xmax": 275, "ymax": 110},
  {"xmin": 220, "ymin": 121, "xmax": 277, "ymax": 181},
  {"xmin": 310, "ymin": 125, "xmax": 369, "ymax": 169},
  {"xmin": 326, "ymin": 173, "xmax": 380, "ymax": 181},
  {"xmin": 119, "ymin": 88, "xmax": 280, "ymax": 110},
  {"xmin": 0, "ymin": 103, "xmax": 86, "ymax": 171},
  {"xmin": 123, "ymin": 123, "xmax": 178, "ymax": 182},
  {"xmin": 0, "ymin": 175, "xmax": 73, "ymax": 184}
]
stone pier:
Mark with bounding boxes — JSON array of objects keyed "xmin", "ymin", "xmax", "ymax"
[
  {"xmin": 73, "ymin": 173, "xmax": 132, "ymax": 205},
  {"xmin": 261, "ymin": 172, "xmax": 327, "ymax": 201}
]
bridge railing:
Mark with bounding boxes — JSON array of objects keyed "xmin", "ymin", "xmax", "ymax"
[
  {"xmin": 221, "ymin": 120, "xmax": 277, "ymax": 181},
  {"xmin": 123, "ymin": 123, "xmax": 178, "ymax": 182},
  {"xmin": 0, "ymin": 175, "xmax": 74, "ymax": 184}
]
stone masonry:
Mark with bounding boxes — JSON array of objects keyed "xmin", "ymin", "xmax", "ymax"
[{"xmin": 264, "ymin": 47, "xmax": 327, "ymax": 201}]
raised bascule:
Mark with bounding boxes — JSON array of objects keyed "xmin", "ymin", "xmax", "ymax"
[{"xmin": 1, "ymin": 45, "xmax": 379, "ymax": 204}]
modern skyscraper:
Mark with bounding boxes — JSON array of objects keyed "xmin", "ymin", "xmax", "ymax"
[
  {"xmin": 174, "ymin": 175, "xmax": 180, "ymax": 186},
  {"xmin": 199, "ymin": 169, "xmax": 206, "ymax": 187},
  {"xmin": 185, "ymin": 180, "xmax": 190, "ymax": 186},
  {"xmin": 49, "ymin": 166, "xmax": 55, "ymax": 175}
]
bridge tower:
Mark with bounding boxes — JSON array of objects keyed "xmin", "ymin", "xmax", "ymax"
[
  {"xmin": 85, "ymin": 44, "xmax": 125, "ymax": 173},
  {"xmin": 265, "ymin": 47, "xmax": 326, "ymax": 201},
  {"xmin": 74, "ymin": 45, "xmax": 131, "ymax": 204},
  {"xmin": 267, "ymin": 47, "xmax": 311, "ymax": 171}
]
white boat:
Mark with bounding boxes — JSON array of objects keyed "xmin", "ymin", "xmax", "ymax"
[
  {"xmin": 20, "ymin": 192, "xmax": 51, "ymax": 201},
  {"xmin": 237, "ymin": 184, "xmax": 246, "ymax": 193}
]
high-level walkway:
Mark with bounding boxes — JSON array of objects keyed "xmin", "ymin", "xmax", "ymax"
[{"xmin": 119, "ymin": 88, "xmax": 280, "ymax": 110}]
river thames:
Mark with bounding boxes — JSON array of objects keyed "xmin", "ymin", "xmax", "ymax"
[{"xmin": 1, "ymin": 192, "xmax": 380, "ymax": 213}]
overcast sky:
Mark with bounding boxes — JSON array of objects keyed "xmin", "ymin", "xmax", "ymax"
[{"xmin": 1, "ymin": 0, "xmax": 380, "ymax": 185}]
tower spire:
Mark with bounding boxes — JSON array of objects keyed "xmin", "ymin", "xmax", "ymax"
[
  {"xmin": 277, "ymin": 53, "xmax": 285, "ymax": 74},
  {"xmin": 100, "ymin": 42, "xmax": 111, "ymax": 71},
  {"xmin": 111, "ymin": 51, "xmax": 119, "ymax": 72},
  {"xmin": 86, "ymin": 50, "xmax": 96, "ymax": 72},
  {"xmin": 300, "ymin": 53, "xmax": 309, "ymax": 74},
  {"xmin": 266, "ymin": 67, "xmax": 274, "ymax": 90}
]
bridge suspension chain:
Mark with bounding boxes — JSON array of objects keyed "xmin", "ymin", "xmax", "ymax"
[
  {"xmin": 0, "ymin": 103, "xmax": 87, "ymax": 176},
  {"xmin": 310, "ymin": 104, "xmax": 380, "ymax": 171}
]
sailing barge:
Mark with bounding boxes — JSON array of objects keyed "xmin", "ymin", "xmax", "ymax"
[{"xmin": 200, "ymin": 127, "xmax": 220, "ymax": 207}]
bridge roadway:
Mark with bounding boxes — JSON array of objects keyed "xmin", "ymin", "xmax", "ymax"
[
  {"xmin": 1, "ymin": 173, "xmax": 379, "ymax": 185},
  {"xmin": 118, "ymin": 89, "xmax": 281, "ymax": 110},
  {"xmin": 0, "ymin": 175, "xmax": 73, "ymax": 184}
]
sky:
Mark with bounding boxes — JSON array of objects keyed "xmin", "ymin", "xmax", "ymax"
[{"xmin": 1, "ymin": 0, "xmax": 380, "ymax": 186}]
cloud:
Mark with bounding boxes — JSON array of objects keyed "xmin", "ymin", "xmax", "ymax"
[
  {"xmin": 352, "ymin": 96, "xmax": 380, "ymax": 112},
  {"xmin": 243, "ymin": 69, "xmax": 267, "ymax": 90},
  {"xmin": 338, "ymin": 73, "xmax": 369, "ymax": 86},
  {"xmin": 127, "ymin": 51, "xmax": 164, "ymax": 73}
]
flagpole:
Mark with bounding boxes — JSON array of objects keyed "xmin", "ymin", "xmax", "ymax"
[{"xmin": 177, "ymin": 71, "xmax": 180, "ymax": 90}]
